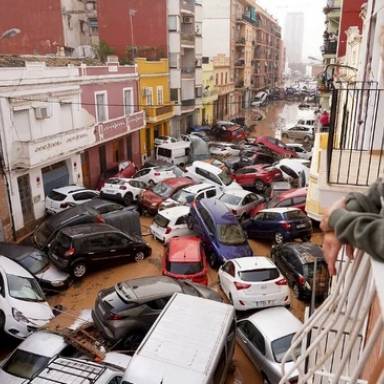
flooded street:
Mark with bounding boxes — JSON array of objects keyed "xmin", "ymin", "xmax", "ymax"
[{"xmin": 0, "ymin": 100, "xmax": 323, "ymax": 384}]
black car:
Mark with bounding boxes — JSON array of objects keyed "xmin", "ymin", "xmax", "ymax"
[
  {"xmin": 33, "ymin": 199, "xmax": 137, "ymax": 250},
  {"xmin": 48, "ymin": 223, "xmax": 151, "ymax": 278},
  {"xmin": 92, "ymin": 276, "xmax": 222, "ymax": 342},
  {"xmin": 271, "ymin": 242, "xmax": 330, "ymax": 300},
  {"xmin": 0, "ymin": 242, "xmax": 70, "ymax": 292},
  {"xmin": 231, "ymin": 149, "xmax": 276, "ymax": 171}
]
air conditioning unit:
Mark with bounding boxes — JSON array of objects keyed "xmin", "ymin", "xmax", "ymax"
[
  {"xmin": 34, "ymin": 107, "xmax": 51, "ymax": 120},
  {"xmin": 182, "ymin": 16, "xmax": 193, "ymax": 24}
]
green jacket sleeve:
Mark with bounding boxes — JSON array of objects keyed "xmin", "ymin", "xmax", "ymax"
[{"xmin": 329, "ymin": 208, "xmax": 384, "ymax": 262}]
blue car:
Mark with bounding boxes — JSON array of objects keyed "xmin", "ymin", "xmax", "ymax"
[
  {"xmin": 242, "ymin": 207, "xmax": 312, "ymax": 244},
  {"xmin": 188, "ymin": 198, "xmax": 253, "ymax": 267}
]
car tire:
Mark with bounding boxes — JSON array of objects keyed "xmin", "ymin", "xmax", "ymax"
[
  {"xmin": 134, "ymin": 251, "xmax": 145, "ymax": 262},
  {"xmin": 123, "ymin": 192, "xmax": 133, "ymax": 206},
  {"xmin": 274, "ymin": 232, "xmax": 284, "ymax": 244},
  {"xmin": 0, "ymin": 311, "xmax": 5, "ymax": 332},
  {"xmin": 293, "ymin": 283, "xmax": 302, "ymax": 300},
  {"xmin": 254, "ymin": 179, "xmax": 265, "ymax": 192},
  {"xmin": 71, "ymin": 261, "xmax": 87, "ymax": 279}
]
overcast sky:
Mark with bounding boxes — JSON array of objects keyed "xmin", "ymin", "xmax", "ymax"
[{"xmin": 257, "ymin": 0, "xmax": 326, "ymax": 62}]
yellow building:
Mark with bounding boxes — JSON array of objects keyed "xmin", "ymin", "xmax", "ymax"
[
  {"xmin": 202, "ymin": 61, "xmax": 218, "ymax": 125},
  {"xmin": 136, "ymin": 58, "xmax": 175, "ymax": 160}
]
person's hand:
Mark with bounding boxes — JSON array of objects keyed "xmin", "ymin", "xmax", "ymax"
[
  {"xmin": 320, "ymin": 197, "xmax": 346, "ymax": 233},
  {"xmin": 323, "ymin": 232, "xmax": 354, "ymax": 275}
]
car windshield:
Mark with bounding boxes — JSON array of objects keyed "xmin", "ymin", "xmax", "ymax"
[
  {"xmin": 172, "ymin": 189, "xmax": 195, "ymax": 204},
  {"xmin": 239, "ymin": 268, "xmax": 279, "ymax": 282},
  {"xmin": 2, "ymin": 350, "xmax": 50, "ymax": 379},
  {"xmin": 166, "ymin": 261, "xmax": 203, "ymax": 275},
  {"xmin": 6, "ymin": 274, "xmax": 46, "ymax": 302},
  {"xmin": 153, "ymin": 213, "xmax": 170, "ymax": 228},
  {"xmin": 219, "ymin": 194, "xmax": 242, "ymax": 205},
  {"xmin": 218, "ymin": 171, "xmax": 233, "ymax": 186},
  {"xmin": 47, "ymin": 190, "xmax": 66, "ymax": 201},
  {"xmin": 271, "ymin": 333, "xmax": 300, "ymax": 363},
  {"xmin": 20, "ymin": 252, "xmax": 49, "ymax": 275},
  {"xmin": 152, "ymin": 183, "xmax": 173, "ymax": 198},
  {"xmin": 217, "ymin": 224, "xmax": 246, "ymax": 245}
]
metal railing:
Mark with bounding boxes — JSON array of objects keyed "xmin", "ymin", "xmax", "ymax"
[
  {"xmin": 322, "ymin": 41, "xmax": 337, "ymax": 55},
  {"xmin": 327, "ymin": 82, "xmax": 384, "ymax": 186},
  {"xmin": 279, "ymin": 249, "xmax": 384, "ymax": 384}
]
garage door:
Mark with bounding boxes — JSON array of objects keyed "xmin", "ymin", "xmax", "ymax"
[{"xmin": 42, "ymin": 161, "xmax": 70, "ymax": 195}]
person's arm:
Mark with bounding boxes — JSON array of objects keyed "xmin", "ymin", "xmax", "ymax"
[{"xmin": 329, "ymin": 209, "xmax": 384, "ymax": 262}]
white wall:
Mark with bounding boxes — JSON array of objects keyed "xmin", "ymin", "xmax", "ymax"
[{"xmin": 202, "ymin": 0, "xmax": 231, "ymax": 58}]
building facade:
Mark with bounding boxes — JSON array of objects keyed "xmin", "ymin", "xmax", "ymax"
[
  {"xmin": 201, "ymin": 61, "xmax": 218, "ymax": 125},
  {"xmin": 136, "ymin": 58, "xmax": 174, "ymax": 160},
  {"xmin": 0, "ymin": 0, "xmax": 98, "ymax": 57},
  {"xmin": 284, "ymin": 12, "xmax": 304, "ymax": 65}
]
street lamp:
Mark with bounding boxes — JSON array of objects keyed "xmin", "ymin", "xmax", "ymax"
[{"xmin": 0, "ymin": 28, "xmax": 21, "ymax": 40}]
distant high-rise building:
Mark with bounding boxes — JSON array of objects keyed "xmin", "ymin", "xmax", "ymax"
[{"xmin": 284, "ymin": 12, "xmax": 304, "ymax": 64}]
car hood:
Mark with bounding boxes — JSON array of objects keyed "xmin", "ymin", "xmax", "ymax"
[
  {"xmin": 216, "ymin": 242, "xmax": 253, "ymax": 261},
  {"xmin": 35, "ymin": 263, "xmax": 70, "ymax": 286},
  {"xmin": 140, "ymin": 191, "xmax": 164, "ymax": 205},
  {"xmin": 0, "ymin": 370, "xmax": 26, "ymax": 384},
  {"xmin": 10, "ymin": 298, "xmax": 54, "ymax": 326}
]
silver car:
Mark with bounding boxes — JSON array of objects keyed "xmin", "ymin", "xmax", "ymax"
[
  {"xmin": 281, "ymin": 125, "xmax": 314, "ymax": 143},
  {"xmin": 236, "ymin": 307, "xmax": 302, "ymax": 384}
]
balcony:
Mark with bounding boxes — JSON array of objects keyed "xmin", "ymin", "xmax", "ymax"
[
  {"xmin": 235, "ymin": 59, "xmax": 245, "ymax": 68},
  {"xmin": 145, "ymin": 103, "xmax": 174, "ymax": 124},
  {"xmin": 181, "ymin": 66, "xmax": 195, "ymax": 78},
  {"xmin": 235, "ymin": 80, "xmax": 244, "ymax": 89},
  {"xmin": 181, "ymin": 99, "xmax": 195, "ymax": 112},
  {"xmin": 235, "ymin": 37, "xmax": 246, "ymax": 46},
  {"xmin": 181, "ymin": 32, "xmax": 195, "ymax": 47},
  {"xmin": 322, "ymin": 40, "xmax": 338, "ymax": 55},
  {"xmin": 180, "ymin": 0, "xmax": 194, "ymax": 14},
  {"xmin": 280, "ymin": 249, "xmax": 384, "ymax": 384}
]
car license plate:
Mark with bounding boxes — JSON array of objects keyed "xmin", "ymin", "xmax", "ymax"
[
  {"xmin": 297, "ymin": 223, "xmax": 306, "ymax": 229},
  {"xmin": 257, "ymin": 300, "xmax": 272, "ymax": 307},
  {"xmin": 106, "ymin": 189, "xmax": 114, "ymax": 194}
]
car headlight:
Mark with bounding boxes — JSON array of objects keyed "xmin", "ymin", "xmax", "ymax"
[
  {"xmin": 51, "ymin": 280, "xmax": 65, "ymax": 287},
  {"xmin": 12, "ymin": 308, "xmax": 29, "ymax": 323}
]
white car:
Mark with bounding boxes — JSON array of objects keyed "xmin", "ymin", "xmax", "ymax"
[
  {"xmin": 133, "ymin": 165, "xmax": 183, "ymax": 186},
  {"xmin": 286, "ymin": 143, "xmax": 312, "ymax": 160},
  {"xmin": 274, "ymin": 158, "xmax": 310, "ymax": 187},
  {"xmin": 185, "ymin": 161, "xmax": 243, "ymax": 191},
  {"xmin": 209, "ymin": 142, "xmax": 241, "ymax": 158},
  {"xmin": 154, "ymin": 135, "xmax": 178, "ymax": 146},
  {"xmin": 100, "ymin": 178, "xmax": 147, "ymax": 205},
  {"xmin": 45, "ymin": 186, "xmax": 99, "ymax": 214},
  {"xmin": 159, "ymin": 183, "xmax": 219, "ymax": 210},
  {"xmin": 218, "ymin": 257, "xmax": 290, "ymax": 311},
  {"xmin": 0, "ymin": 256, "xmax": 54, "ymax": 339},
  {"xmin": 150, "ymin": 206, "xmax": 194, "ymax": 243},
  {"xmin": 237, "ymin": 307, "xmax": 302, "ymax": 383},
  {"xmin": 218, "ymin": 190, "xmax": 265, "ymax": 222}
]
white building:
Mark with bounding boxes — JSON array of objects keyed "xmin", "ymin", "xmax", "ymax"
[
  {"xmin": 0, "ymin": 62, "xmax": 95, "ymax": 236},
  {"xmin": 167, "ymin": 0, "xmax": 203, "ymax": 136},
  {"xmin": 284, "ymin": 12, "xmax": 304, "ymax": 65}
]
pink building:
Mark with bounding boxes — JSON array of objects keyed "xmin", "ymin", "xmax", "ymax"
[{"xmin": 79, "ymin": 60, "xmax": 145, "ymax": 188}]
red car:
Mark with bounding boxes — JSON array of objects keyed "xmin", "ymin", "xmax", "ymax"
[
  {"xmin": 212, "ymin": 121, "xmax": 247, "ymax": 142},
  {"xmin": 233, "ymin": 164, "xmax": 282, "ymax": 191},
  {"xmin": 163, "ymin": 236, "xmax": 208, "ymax": 285},
  {"xmin": 138, "ymin": 177, "xmax": 194, "ymax": 214},
  {"xmin": 96, "ymin": 161, "xmax": 137, "ymax": 190},
  {"xmin": 249, "ymin": 187, "xmax": 307, "ymax": 217},
  {"xmin": 255, "ymin": 136, "xmax": 298, "ymax": 158}
]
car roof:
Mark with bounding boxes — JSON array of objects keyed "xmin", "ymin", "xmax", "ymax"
[
  {"xmin": 246, "ymin": 307, "xmax": 302, "ymax": 342},
  {"xmin": 221, "ymin": 189, "xmax": 252, "ymax": 199},
  {"xmin": 260, "ymin": 207, "xmax": 300, "ymax": 213},
  {"xmin": 282, "ymin": 242, "xmax": 324, "ymax": 262},
  {"xmin": 115, "ymin": 276, "xmax": 183, "ymax": 303},
  {"xmin": 158, "ymin": 206, "xmax": 190, "ymax": 219},
  {"xmin": 198, "ymin": 199, "xmax": 237, "ymax": 225},
  {"xmin": 190, "ymin": 161, "xmax": 222, "ymax": 175},
  {"xmin": 168, "ymin": 236, "xmax": 202, "ymax": 263},
  {"xmin": 0, "ymin": 242, "xmax": 43, "ymax": 259},
  {"xmin": 157, "ymin": 141, "xmax": 190, "ymax": 149},
  {"xmin": 162, "ymin": 177, "xmax": 194, "ymax": 188},
  {"xmin": 182, "ymin": 183, "xmax": 214, "ymax": 194},
  {"xmin": 0, "ymin": 255, "xmax": 35, "ymax": 278},
  {"xmin": 17, "ymin": 331, "xmax": 67, "ymax": 357},
  {"xmin": 279, "ymin": 187, "xmax": 307, "ymax": 199},
  {"xmin": 233, "ymin": 256, "xmax": 277, "ymax": 271},
  {"xmin": 51, "ymin": 186, "xmax": 87, "ymax": 195},
  {"xmin": 60, "ymin": 223, "xmax": 119, "ymax": 237}
]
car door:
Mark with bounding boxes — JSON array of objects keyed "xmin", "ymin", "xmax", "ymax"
[
  {"xmin": 219, "ymin": 261, "xmax": 236, "ymax": 297},
  {"xmin": 245, "ymin": 213, "xmax": 265, "ymax": 238},
  {"xmin": 128, "ymin": 180, "xmax": 146, "ymax": 199},
  {"xmin": 80, "ymin": 235, "xmax": 108, "ymax": 265},
  {"xmin": 134, "ymin": 168, "xmax": 151, "ymax": 183},
  {"xmin": 104, "ymin": 233, "xmax": 132, "ymax": 261}
]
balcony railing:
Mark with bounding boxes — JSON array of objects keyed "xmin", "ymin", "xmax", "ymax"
[
  {"xmin": 145, "ymin": 104, "xmax": 174, "ymax": 122},
  {"xmin": 181, "ymin": 66, "xmax": 195, "ymax": 77},
  {"xmin": 279, "ymin": 249, "xmax": 384, "ymax": 384},
  {"xmin": 235, "ymin": 59, "xmax": 245, "ymax": 67},
  {"xmin": 327, "ymin": 82, "xmax": 384, "ymax": 186},
  {"xmin": 181, "ymin": 33, "xmax": 195, "ymax": 46},
  {"xmin": 181, "ymin": 99, "xmax": 195, "ymax": 110},
  {"xmin": 322, "ymin": 40, "xmax": 338, "ymax": 55}
]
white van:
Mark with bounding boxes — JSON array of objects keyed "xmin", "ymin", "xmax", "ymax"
[
  {"xmin": 121, "ymin": 293, "xmax": 236, "ymax": 384},
  {"xmin": 156, "ymin": 141, "xmax": 191, "ymax": 166}
]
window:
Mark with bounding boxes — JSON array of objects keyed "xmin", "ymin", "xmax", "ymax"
[
  {"xmin": 124, "ymin": 88, "xmax": 134, "ymax": 115},
  {"xmin": 157, "ymin": 86, "xmax": 164, "ymax": 105},
  {"xmin": 73, "ymin": 191, "xmax": 98, "ymax": 201},
  {"xmin": 106, "ymin": 233, "xmax": 130, "ymax": 248},
  {"xmin": 223, "ymin": 261, "xmax": 235, "ymax": 277},
  {"xmin": 205, "ymin": 189, "xmax": 217, "ymax": 198},
  {"xmin": 95, "ymin": 92, "xmax": 107, "ymax": 122},
  {"xmin": 195, "ymin": 87, "xmax": 202, "ymax": 98},
  {"xmin": 216, "ymin": 73, "xmax": 219, "ymax": 85},
  {"xmin": 144, "ymin": 88, "xmax": 153, "ymax": 106},
  {"xmin": 220, "ymin": 72, "xmax": 223, "ymax": 85},
  {"xmin": 147, "ymin": 297, "xmax": 170, "ymax": 310},
  {"xmin": 168, "ymin": 15, "xmax": 177, "ymax": 31},
  {"xmin": 240, "ymin": 321, "xmax": 266, "ymax": 354},
  {"xmin": 293, "ymin": 196, "xmax": 306, "ymax": 205},
  {"xmin": 83, "ymin": 236, "xmax": 107, "ymax": 252},
  {"xmin": 170, "ymin": 88, "xmax": 179, "ymax": 103},
  {"xmin": 169, "ymin": 53, "xmax": 178, "ymax": 68},
  {"xmin": 0, "ymin": 273, "xmax": 4, "ymax": 297},
  {"xmin": 108, "ymin": 377, "xmax": 122, "ymax": 384},
  {"xmin": 157, "ymin": 147, "xmax": 172, "ymax": 158},
  {"xmin": 175, "ymin": 215, "xmax": 187, "ymax": 225}
]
